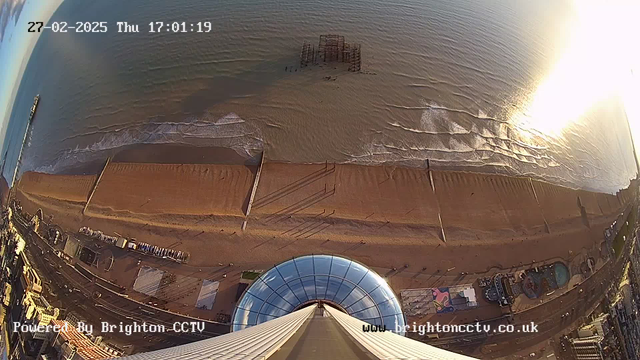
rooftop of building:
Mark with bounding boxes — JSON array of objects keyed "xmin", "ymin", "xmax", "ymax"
[
  {"xmin": 30, "ymin": 293, "xmax": 48, "ymax": 309},
  {"xmin": 570, "ymin": 335, "xmax": 605, "ymax": 344},
  {"xmin": 50, "ymin": 320, "xmax": 112, "ymax": 360}
]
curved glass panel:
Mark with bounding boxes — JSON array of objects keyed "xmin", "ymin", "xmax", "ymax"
[
  {"xmin": 330, "ymin": 257, "xmax": 351, "ymax": 277},
  {"xmin": 266, "ymin": 292, "xmax": 294, "ymax": 312},
  {"xmin": 325, "ymin": 276, "xmax": 343, "ymax": 300},
  {"xmin": 232, "ymin": 255, "xmax": 406, "ymax": 335},
  {"xmin": 382, "ymin": 314, "xmax": 405, "ymax": 332},
  {"xmin": 315, "ymin": 275, "xmax": 329, "ymax": 299}
]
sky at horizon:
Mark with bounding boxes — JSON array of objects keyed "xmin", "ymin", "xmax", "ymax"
[{"xmin": 0, "ymin": 0, "xmax": 63, "ymax": 160}]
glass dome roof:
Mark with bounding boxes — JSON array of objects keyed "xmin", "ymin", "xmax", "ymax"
[{"xmin": 232, "ymin": 255, "xmax": 406, "ymax": 334}]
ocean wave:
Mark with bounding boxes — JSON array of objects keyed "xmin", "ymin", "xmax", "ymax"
[
  {"xmin": 387, "ymin": 101, "xmax": 547, "ymax": 156},
  {"xmin": 385, "ymin": 101, "xmax": 507, "ymax": 124},
  {"xmin": 430, "ymin": 101, "xmax": 546, "ymax": 150},
  {"xmin": 407, "ymin": 83, "xmax": 435, "ymax": 88},
  {"xmin": 375, "ymin": 139, "xmax": 548, "ymax": 163},
  {"xmin": 344, "ymin": 141, "xmax": 559, "ymax": 172},
  {"xmin": 23, "ymin": 112, "xmax": 263, "ymax": 174},
  {"xmin": 346, "ymin": 100, "xmax": 563, "ymax": 175},
  {"xmin": 343, "ymin": 113, "xmax": 601, "ymax": 190},
  {"xmin": 393, "ymin": 73, "xmax": 474, "ymax": 89},
  {"xmin": 61, "ymin": 113, "xmax": 248, "ymax": 142},
  {"xmin": 388, "ymin": 122, "xmax": 469, "ymax": 135}
]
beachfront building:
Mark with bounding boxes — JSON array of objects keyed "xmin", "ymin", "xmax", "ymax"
[
  {"xmin": 569, "ymin": 335, "xmax": 606, "ymax": 360},
  {"xmin": 121, "ymin": 255, "xmax": 477, "ymax": 359},
  {"xmin": 11, "ymin": 292, "xmax": 60, "ymax": 358},
  {"xmin": 609, "ymin": 277, "xmax": 640, "ymax": 360},
  {"xmin": 572, "ymin": 314, "xmax": 624, "ymax": 360},
  {"xmin": 2, "ymin": 230, "xmax": 53, "ymax": 360},
  {"xmin": 49, "ymin": 320, "xmax": 115, "ymax": 360}
]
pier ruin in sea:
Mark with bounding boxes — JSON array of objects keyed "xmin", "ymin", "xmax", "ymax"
[{"xmin": 300, "ymin": 34, "xmax": 361, "ymax": 72}]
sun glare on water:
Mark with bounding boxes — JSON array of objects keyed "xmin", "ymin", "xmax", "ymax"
[{"xmin": 513, "ymin": 0, "xmax": 640, "ymax": 137}]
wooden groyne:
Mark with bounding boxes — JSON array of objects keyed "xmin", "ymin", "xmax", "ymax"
[
  {"xmin": 242, "ymin": 152, "xmax": 265, "ymax": 230},
  {"xmin": 83, "ymin": 157, "xmax": 111, "ymax": 215}
]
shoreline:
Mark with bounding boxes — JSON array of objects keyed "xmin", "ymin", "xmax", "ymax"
[
  {"xmin": 15, "ymin": 142, "xmax": 634, "ymax": 233},
  {"xmin": 30, "ymin": 143, "xmax": 632, "ymax": 195},
  {"xmin": 56, "ymin": 144, "xmax": 259, "ymax": 176}
]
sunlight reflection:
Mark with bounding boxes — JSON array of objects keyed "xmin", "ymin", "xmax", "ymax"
[{"xmin": 512, "ymin": 0, "xmax": 639, "ymax": 137}]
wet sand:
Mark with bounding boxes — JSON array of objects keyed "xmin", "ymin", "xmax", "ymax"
[
  {"xmin": 434, "ymin": 172, "xmax": 545, "ymax": 233},
  {"xmin": 577, "ymin": 190, "xmax": 604, "ymax": 216},
  {"xmin": 532, "ymin": 181, "xmax": 583, "ymax": 224}
]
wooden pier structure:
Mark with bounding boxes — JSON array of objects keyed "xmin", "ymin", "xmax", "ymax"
[
  {"xmin": 299, "ymin": 34, "xmax": 361, "ymax": 72},
  {"xmin": 300, "ymin": 41, "xmax": 316, "ymax": 67}
]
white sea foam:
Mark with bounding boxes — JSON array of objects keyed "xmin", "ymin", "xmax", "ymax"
[
  {"xmin": 345, "ymin": 99, "xmax": 574, "ymax": 185},
  {"xmin": 23, "ymin": 113, "xmax": 263, "ymax": 174},
  {"xmin": 215, "ymin": 112, "xmax": 245, "ymax": 125}
]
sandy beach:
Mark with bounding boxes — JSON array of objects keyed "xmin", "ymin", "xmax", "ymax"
[
  {"xmin": 13, "ymin": 157, "xmax": 634, "ymax": 327},
  {"xmin": 15, "ymin": 153, "xmax": 632, "ymax": 264},
  {"xmin": 18, "ymin": 171, "xmax": 97, "ymax": 204},
  {"xmin": 253, "ymin": 163, "xmax": 440, "ymax": 223},
  {"xmin": 88, "ymin": 162, "xmax": 256, "ymax": 218},
  {"xmin": 13, "ymin": 144, "xmax": 636, "ymax": 322},
  {"xmin": 18, "ymin": 160, "xmax": 627, "ymax": 247}
]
